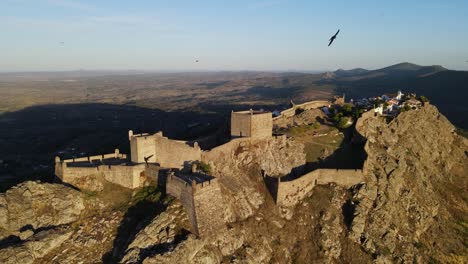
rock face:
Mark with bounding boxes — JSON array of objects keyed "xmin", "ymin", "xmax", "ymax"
[
  {"xmin": 353, "ymin": 105, "xmax": 468, "ymax": 263},
  {"xmin": 1, "ymin": 105, "xmax": 466, "ymax": 264},
  {"xmin": 121, "ymin": 202, "xmax": 189, "ymax": 264},
  {"xmin": 0, "ymin": 181, "xmax": 85, "ymax": 239},
  {"xmin": 0, "ymin": 227, "xmax": 73, "ymax": 264},
  {"xmin": 206, "ymin": 136, "xmax": 305, "ymax": 222}
]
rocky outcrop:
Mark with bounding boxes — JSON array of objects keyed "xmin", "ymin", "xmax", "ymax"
[
  {"xmin": 0, "ymin": 227, "xmax": 73, "ymax": 264},
  {"xmin": 205, "ymin": 136, "xmax": 305, "ymax": 222},
  {"xmin": 0, "ymin": 181, "xmax": 85, "ymax": 240},
  {"xmin": 121, "ymin": 202, "xmax": 189, "ymax": 264},
  {"xmin": 352, "ymin": 105, "xmax": 468, "ymax": 263}
]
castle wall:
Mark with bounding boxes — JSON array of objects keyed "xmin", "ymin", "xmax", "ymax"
[
  {"xmin": 62, "ymin": 152, "xmax": 127, "ymax": 164},
  {"xmin": 193, "ymin": 179, "xmax": 225, "ymax": 237},
  {"xmin": 231, "ymin": 112, "xmax": 252, "ymax": 138},
  {"xmin": 201, "ymin": 138, "xmax": 249, "ymax": 163},
  {"xmin": 273, "ymin": 100, "xmax": 331, "ymax": 120},
  {"xmin": 297, "ymin": 100, "xmax": 330, "ymax": 111},
  {"xmin": 61, "ymin": 166, "xmax": 99, "ymax": 182},
  {"xmin": 166, "ymin": 175, "xmax": 199, "ymax": 236},
  {"xmin": 154, "ymin": 135, "xmax": 201, "ymax": 169},
  {"xmin": 250, "ymin": 113, "xmax": 273, "ymax": 138},
  {"xmin": 275, "ymin": 169, "xmax": 364, "ymax": 207},
  {"xmin": 130, "ymin": 135, "xmax": 157, "ymax": 164},
  {"xmin": 99, "ymin": 164, "xmax": 145, "ymax": 189},
  {"xmin": 55, "ymin": 153, "xmax": 145, "ymax": 189}
]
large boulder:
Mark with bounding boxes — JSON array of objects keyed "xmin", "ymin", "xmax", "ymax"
[{"xmin": 0, "ymin": 181, "xmax": 85, "ymax": 239}]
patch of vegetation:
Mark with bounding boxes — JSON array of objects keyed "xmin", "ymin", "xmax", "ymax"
[
  {"xmin": 330, "ymin": 105, "xmax": 358, "ymax": 128},
  {"xmin": 419, "ymin": 95, "xmax": 429, "ymax": 103},
  {"xmin": 131, "ymin": 185, "xmax": 162, "ymax": 205},
  {"xmin": 413, "ymin": 241, "xmax": 424, "ymax": 249},
  {"xmin": 82, "ymin": 190, "xmax": 98, "ymax": 199},
  {"xmin": 288, "ymin": 123, "xmax": 321, "ymax": 136},
  {"xmin": 400, "ymin": 104, "xmax": 411, "ymax": 112},
  {"xmin": 198, "ymin": 161, "xmax": 212, "ymax": 174},
  {"xmin": 455, "ymin": 128, "xmax": 468, "ymax": 139}
]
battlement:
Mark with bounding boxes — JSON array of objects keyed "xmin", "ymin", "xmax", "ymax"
[
  {"xmin": 58, "ymin": 149, "xmax": 127, "ymax": 165},
  {"xmin": 165, "ymin": 170, "xmax": 224, "ymax": 237},
  {"xmin": 54, "ymin": 149, "xmax": 145, "ymax": 189},
  {"xmin": 273, "ymin": 100, "xmax": 331, "ymax": 120}
]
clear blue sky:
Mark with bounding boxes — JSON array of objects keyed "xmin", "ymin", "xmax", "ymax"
[{"xmin": 1, "ymin": 0, "xmax": 467, "ymax": 71}]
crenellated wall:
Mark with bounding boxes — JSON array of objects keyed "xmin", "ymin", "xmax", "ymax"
[
  {"xmin": 55, "ymin": 150, "xmax": 145, "ymax": 189},
  {"xmin": 267, "ymin": 169, "xmax": 364, "ymax": 207},
  {"xmin": 165, "ymin": 175, "xmax": 224, "ymax": 237},
  {"xmin": 166, "ymin": 175, "xmax": 199, "ymax": 236},
  {"xmin": 273, "ymin": 100, "xmax": 331, "ymax": 120}
]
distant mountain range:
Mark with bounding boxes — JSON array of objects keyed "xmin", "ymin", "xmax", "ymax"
[{"xmin": 319, "ymin": 62, "xmax": 467, "ymax": 129}]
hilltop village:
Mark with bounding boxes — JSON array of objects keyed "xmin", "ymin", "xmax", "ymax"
[{"xmin": 54, "ymin": 91, "xmax": 429, "ymax": 238}]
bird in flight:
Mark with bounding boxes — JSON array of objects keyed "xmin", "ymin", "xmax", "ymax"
[
  {"xmin": 328, "ymin": 29, "xmax": 340, "ymax": 47},
  {"xmin": 144, "ymin": 154, "xmax": 154, "ymax": 166}
]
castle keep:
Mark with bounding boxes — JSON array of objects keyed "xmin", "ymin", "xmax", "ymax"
[{"xmin": 230, "ymin": 110, "xmax": 272, "ymax": 139}]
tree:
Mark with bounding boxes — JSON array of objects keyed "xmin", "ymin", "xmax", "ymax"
[
  {"xmin": 342, "ymin": 103, "xmax": 353, "ymax": 113},
  {"xmin": 400, "ymin": 104, "xmax": 411, "ymax": 112}
]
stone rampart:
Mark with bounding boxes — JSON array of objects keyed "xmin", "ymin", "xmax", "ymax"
[
  {"xmin": 99, "ymin": 164, "xmax": 146, "ymax": 189},
  {"xmin": 130, "ymin": 132, "xmax": 201, "ymax": 169},
  {"xmin": 62, "ymin": 152, "xmax": 127, "ymax": 164},
  {"xmin": 154, "ymin": 135, "xmax": 201, "ymax": 169},
  {"xmin": 192, "ymin": 178, "xmax": 225, "ymax": 237},
  {"xmin": 55, "ymin": 150, "xmax": 145, "ymax": 189},
  {"xmin": 166, "ymin": 174, "xmax": 199, "ymax": 236},
  {"xmin": 165, "ymin": 175, "xmax": 224, "ymax": 237},
  {"xmin": 273, "ymin": 100, "xmax": 330, "ymax": 120},
  {"xmin": 201, "ymin": 138, "xmax": 250, "ymax": 164},
  {"xmin": 272, "ymin": 169, "xmax": 364, "ymax": 207}
]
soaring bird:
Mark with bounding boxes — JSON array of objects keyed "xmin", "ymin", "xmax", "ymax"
[
  {"xmin": 143, "ymin": 154, "xmax": 154, "ymax": 166},
  {"xmin": 328, "ymin": 29, "xmax": 340, "ymax": 47}
]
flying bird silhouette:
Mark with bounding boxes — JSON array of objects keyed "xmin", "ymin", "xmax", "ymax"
[
  {"xmin": 143, "ymin": 155, "xmax": 154, "ymax": 166},
  {"xmin": 328, "ymin": 29, "xmax": 340, "ymax": 47}
]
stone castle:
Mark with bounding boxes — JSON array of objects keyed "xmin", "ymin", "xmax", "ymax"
[{"xmin": 54, "ymin": 95, "xmax": 366, "ymax": 237}]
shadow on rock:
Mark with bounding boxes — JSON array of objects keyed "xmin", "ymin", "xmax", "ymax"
[{"xmin": 102, "ymin": 190, "xmax": 170, "ymax": 263}]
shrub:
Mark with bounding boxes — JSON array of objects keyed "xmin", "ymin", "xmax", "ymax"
[
  {"xmin": 341, "ymin": 103, "xmax": 353, "ymax": 113},
  {"xmin": 419, "ymin": 95, "xmax": 429, "ymax": 103},
  {"xmin": 198, "ymin": 161, "xmax": 211, "ymax": 174},
  {"xmin": 400, "ymin": 104, "xmax": 411, "ymax": 112},
  {"xmin": 132, "ymin": 185, "xmax": 161, "ymax": 204}
]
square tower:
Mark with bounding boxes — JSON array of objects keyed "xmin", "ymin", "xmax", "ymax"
[{"xmin": 231, "ymin": 109, "xmax": 272, "ymax": 139}]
